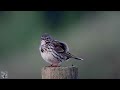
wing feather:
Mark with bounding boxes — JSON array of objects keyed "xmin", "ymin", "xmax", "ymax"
[{"xmin": 52, "ymin": 40, "xmax": 68, "ymax": 53}]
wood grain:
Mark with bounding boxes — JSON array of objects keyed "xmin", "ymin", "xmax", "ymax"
[{"xmin": 41, "ymin": 66, "xmax": 78, "ymax": 79}]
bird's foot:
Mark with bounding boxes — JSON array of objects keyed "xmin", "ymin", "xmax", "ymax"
[
  {"xmin": 52, "ymin": 65, "xmax": 61, "ymax": 67},
  {"xmin": 47, "ymin": 64, "xmax": 61, "ymax": 67}
]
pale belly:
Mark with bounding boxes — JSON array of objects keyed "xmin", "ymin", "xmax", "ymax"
[{"xmin": 40, "ymin": 47, "xmax": 61, "ymax": 64}]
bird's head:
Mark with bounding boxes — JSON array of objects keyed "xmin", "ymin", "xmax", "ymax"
[{"xmin": 41, "ymin": 33, "xmax": 54, "ymax": 44}]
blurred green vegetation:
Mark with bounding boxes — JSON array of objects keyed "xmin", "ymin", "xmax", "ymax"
[{"xmin": 0, "ymin": 11, "xmax": 120, "ymax": 79}]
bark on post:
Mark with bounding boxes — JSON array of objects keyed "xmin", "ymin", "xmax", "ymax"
[{"xmin": 41, "ymin": 66, "xmax": 78, "ymax": 79}]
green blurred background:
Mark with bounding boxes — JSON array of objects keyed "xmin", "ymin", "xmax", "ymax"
[{"xmin": 0, "ymin": 11, "xmax": 120, "ymax": 79}]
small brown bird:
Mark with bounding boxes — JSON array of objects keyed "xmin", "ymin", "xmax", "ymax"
[{"xmin": 39, "ymin": 33, "xmax": 83, "ymax": 67}]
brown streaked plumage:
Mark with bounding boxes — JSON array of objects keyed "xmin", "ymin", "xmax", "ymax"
[{"xmin": 39, "ymin": 33, "xmax": 83, "ymax": 67}]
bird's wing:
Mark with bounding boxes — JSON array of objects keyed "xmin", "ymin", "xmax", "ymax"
[{"xmin": 52, "ymin": 40, "xmax": 68, "ymax": 53}]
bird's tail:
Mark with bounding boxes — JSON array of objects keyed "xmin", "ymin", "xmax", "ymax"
[
  {"xmin": 72, "ymin": 57, "xmax": 83, "ymax": 60},
  {"xmin": 67, "ymin": 52, "xmax": 83, "ymax": 60}
]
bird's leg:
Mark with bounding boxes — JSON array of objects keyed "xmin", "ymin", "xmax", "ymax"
[
  {"xmin": 46, "ymin": 64, "xmax": 53, "ymax": 67},
  {"xmin": 47, "ymin": 64, "xmax": 61, "ymax": 67},
  {"xmin": 51, "ymin": 64, "xmax": 61, "ymax": 67}
]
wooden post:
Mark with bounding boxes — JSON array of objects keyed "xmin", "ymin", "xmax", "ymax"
[{"xmin": 41, "ymin": 66, "xmax": 78, "ymax": 79}]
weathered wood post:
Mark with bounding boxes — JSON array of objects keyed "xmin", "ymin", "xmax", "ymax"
[{"xmin": 41, "ymin": 66, "xmax": 78, "ymax": 79}]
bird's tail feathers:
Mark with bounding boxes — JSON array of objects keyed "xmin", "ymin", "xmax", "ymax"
[
  {"xmin": 72, "ymin": 57, "xmax": 83, "ymax": 60},
  {"xmin": 67, "ymin": 52, "xmax": 83, "ymax": 60}
]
